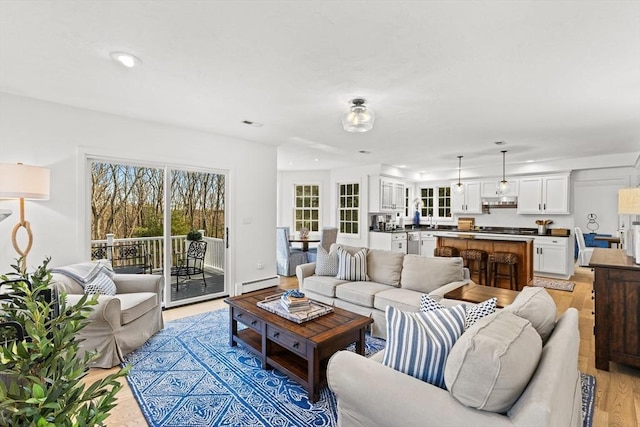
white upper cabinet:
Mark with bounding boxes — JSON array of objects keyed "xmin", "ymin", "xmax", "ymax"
[
  {"xmin": 517, "ymin": 174, "xmax": 570, "ymax": 214},
  {"xmin": 451, "ymin": 181, "xmax": 481, "ymax": 214},
  {"xmin": 369, "ymin": 175, "xmax": 405, "ymax": 212},
  {"xmin": 480, "ymin": 179, "xmax": 519, "ymax": 198}
]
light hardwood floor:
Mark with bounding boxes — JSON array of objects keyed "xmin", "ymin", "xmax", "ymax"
[{"xmin": 87, "ymin": 267, "xmax": 640, "ymax": 426}]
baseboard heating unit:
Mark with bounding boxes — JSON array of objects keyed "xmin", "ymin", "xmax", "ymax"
[{"xmin": 236, "ymin": 276, "xmax": 279, "ymax": 294}]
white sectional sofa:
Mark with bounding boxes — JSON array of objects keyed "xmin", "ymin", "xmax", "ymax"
[{"xmin": 296, "ymin": 243, "xmax": 471, "ymax": 338}]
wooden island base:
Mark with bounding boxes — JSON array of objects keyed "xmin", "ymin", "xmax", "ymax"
[{"xmin": 437, "ymin": 235, "xmax": 534, "ymax": 291}]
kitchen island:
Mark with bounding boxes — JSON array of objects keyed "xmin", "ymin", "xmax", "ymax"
[{"xmin": 435, "ymin": 232, "xmax": 534, "ymax": 290}]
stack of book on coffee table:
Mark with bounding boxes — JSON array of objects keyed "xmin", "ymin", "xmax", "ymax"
[{"xmin": 281, "ymin": 292, "xmax": 311, "ymax": 313}]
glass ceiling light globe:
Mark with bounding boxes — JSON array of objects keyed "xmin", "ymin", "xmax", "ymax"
[
  {"xmin": 453, "ymin": 183, "xmax": 465, "ymax": 195},
  {"xmin": 498, "ymin": 180, "xmax": 510, "ymax": 194},
  {"xmin": 342, "ymin": 99, "xmax": 375, "ymax": 132}
]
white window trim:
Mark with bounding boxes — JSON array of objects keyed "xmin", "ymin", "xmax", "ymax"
[
  {"xmin": 336, "ymin": 181, "xmax": 361, "ymax": 239},
  {"xmin": 292, "ymin": 183, "xmax": 321, "ymax": 234}
]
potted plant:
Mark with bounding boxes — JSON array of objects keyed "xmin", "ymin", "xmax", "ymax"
[
  {"xmin": 0, "ymin": 257, "xmax": 128, "ymax": 426},
  {"xmin": 186, "ymin": 229, "xmax": 203, "ymax": 241}
]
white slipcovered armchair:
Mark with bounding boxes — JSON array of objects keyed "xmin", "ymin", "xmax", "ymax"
[{"xmin": 50, "ymin": 271, "xmax": 164, "ymax": 368}]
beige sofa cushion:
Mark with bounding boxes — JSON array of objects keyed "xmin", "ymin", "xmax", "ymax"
[
  {"xmin": 119, "ymin": 292, "xmax": 158, "ymax": 325},
  {"xmin": 373, "ymin": 287, "xmax": 422, "ymax": 313},
  {"xmin": 444, "ymin": 311, "xmax": 542, "ymax": 413},
  {"xmin": 335, "ymin": 281, "xmax": 394, "ymax": 308},
  {"xmin": 400, "ymin": 255, "xmax": 464, "ymax": 293},
  {"xmin": 504, "ymin": 286, "xmax": 557, "ymax": 341},
  {"xmin": 367, "ymin": 249, "xmax": 404, "ymax": 287},
  {"xmin": 304, "ymin": 275, "xmax": 349, "ymax": 298}
]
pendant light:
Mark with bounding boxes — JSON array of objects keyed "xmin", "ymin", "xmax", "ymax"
[
  {"xmin": 342, "ymin": 98, "xmax": 375, "ymax": 132},
  {"xmin": 453, "ymin": 155, "xmax": 465, "ymax": 195},
  {"xmin": 498, "ymin": 150, "xmax": 510, "ymax": 194}
]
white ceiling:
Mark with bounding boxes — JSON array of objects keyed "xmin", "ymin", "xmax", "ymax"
[{"xmin": 1, "ymin": 1, "xmax": 639, "ymax": 176}]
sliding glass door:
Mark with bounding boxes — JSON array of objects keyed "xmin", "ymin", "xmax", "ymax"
[{"xmin": 89, "ymin": 160, "xmax": 227, "ymax": 308}]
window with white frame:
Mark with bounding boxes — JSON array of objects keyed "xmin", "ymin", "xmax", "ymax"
[
  {"xmin": 420, "ymin": 186, "xmax": 452, "ymax": 220},
  {"xmin": 338, "ymin": 182, "xmax": 359, "ymax": 235},
  {"xmin": 294, "ymin": 184, "xmax": 319, "ymax": 232}
]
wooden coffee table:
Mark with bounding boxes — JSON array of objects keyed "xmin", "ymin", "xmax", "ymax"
[
  {"xmin": 224, "ymin": 287, "xmax": 373, "ymax": 402},
  {"xmin": 444, "ymin": 283, "xmax": 521, "ymax": 308}
]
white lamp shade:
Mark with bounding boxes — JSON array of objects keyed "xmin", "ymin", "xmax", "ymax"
[
  {"xmin": 618, "ymin": 188, "xmax": 640, "ymax": 215},
  {"xmin": 0, "ymin": 163, "xmax": 50, "ymax": 200}
]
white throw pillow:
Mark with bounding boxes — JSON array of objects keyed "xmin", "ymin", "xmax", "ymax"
[
  {"xmin": 382, "ymin": 304, "xmax": 466, "ymax": 388},
  {"xmin": 445, "ymin": 311, "xmax": 542, "ymax": 413},
  {"xmin": 336, "ymin": 246, "xmax": 368, "ymax": 281}
]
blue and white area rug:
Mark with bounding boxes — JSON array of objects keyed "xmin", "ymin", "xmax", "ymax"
[
  {"xmin": 123, "ymin": 309, "xmax": 385, "ymax": 426},
  {"xmin": 124, "ymin": 309, "xmax": 596, "ymax": 427}
]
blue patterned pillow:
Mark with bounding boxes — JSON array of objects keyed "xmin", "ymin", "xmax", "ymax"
[
  {"xmin": 336, "ymin": 247, "xmax": 368, "ymax": 281},
  {"xmin": 84, "ymin": 270, "xmax": 117, "ymax": 295},
  {"xmin": 315, "ymin": 246, "xmax": 339, "ymax": 276},
  {"xmin": 420, "ymin": 293, "xmax": 444, "ymax": 311},
  {"xmin": 465, "ymin": 297, "xmax": 497, "ymax": 328},
  {"xmin": 382, "ymin": 304, "xmax": 466, "ymax": 388},
  {"xmin": 420, "ymin": 294, "xmax": 497, "ymax": 329}
]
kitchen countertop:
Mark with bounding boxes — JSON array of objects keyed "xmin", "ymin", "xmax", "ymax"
[
  {"xmin": 432, "ymin": 231, "xmax": 535, "ymax": 242},
  {"xmin": 370, "ymin": 225, "xmax": 570, "ymax": 238}
]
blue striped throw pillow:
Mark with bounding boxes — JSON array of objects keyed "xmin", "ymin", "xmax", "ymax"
[
  {"xmin": 336, "ymin": 247, "xmax": 368, "ymax": 281},
  {"xmin": 382, "ymin": 304, "xmax": 466, "ymax": 388}
]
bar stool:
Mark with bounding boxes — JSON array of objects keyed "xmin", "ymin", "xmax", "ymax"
[
  {"xmin": 488, "ymin": 252, "xmax": 519, "ymax": 290},
  {"xmin": 460, "ymin": 249, "xmax": 488, "ymax": 286},
  {"xmin": 433, "ymin": 246, "xmax": 459, "ymax": 257}
]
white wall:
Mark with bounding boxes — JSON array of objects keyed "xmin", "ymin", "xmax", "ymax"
[
  {"xmin": 572, "ymin": 167, "xmax": 639, "ymax": 236},
  {"xmin": 0, "ymin": 93, "xmax": 277, "ymax": 292}
]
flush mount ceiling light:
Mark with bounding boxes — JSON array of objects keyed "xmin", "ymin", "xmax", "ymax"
[
  {"xmin": 342, "ymin": 98, "xmax": 375, "ymax": 133},
  {"xmin": 497, "ymin": 150, "xmax": 510, "ymax": 194},
  {"xmin": 110, "ymin": 51, "xmax": 142, "ymax": 68},
  {"xmin": 453, "ymin": 155, "xmax": 465, "ymax": 195}
]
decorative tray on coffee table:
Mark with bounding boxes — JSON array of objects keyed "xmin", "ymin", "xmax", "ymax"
[{"xmin": 257, "ymin": 293, "xmax": 333, "ymax": 324}]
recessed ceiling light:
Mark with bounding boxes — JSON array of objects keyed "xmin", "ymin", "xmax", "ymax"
[
  {"xmin": 396, "ymin": 165, "xmax": 407, "ymax": 169},
  {"xmin": 242, "ymin": 120, "xmax": 263, "ymax": 127},
  {"xmin": 526, "ymin": 159, "xmax": 535, "ymax": 163},
  {"xmin": 110, "ymin": 51, "xmax": 141, "ymax": 68},
  {"xmin": 314, "ymin": 158, "xmax": 319, "ymax": 162}
]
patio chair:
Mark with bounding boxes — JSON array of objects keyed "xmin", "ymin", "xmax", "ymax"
[
  {"xmin": 307, "ymin": 227, "xmax": 338, "ymax": 262},
  {"xmin": 91, "ymin": 243, "xmax": 153, "ymax": 274},
  {"xmin": 171, "ymin": 240, "xmax": 207, "ymax": 291},
  {"xmin": 276, "ymin": 227, "xmax": 308, "ymax": 276}
]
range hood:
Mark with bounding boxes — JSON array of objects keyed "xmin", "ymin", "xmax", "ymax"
[{"xmin": 481, "ymin": 196, "xmax": 518, "ymax": 208}]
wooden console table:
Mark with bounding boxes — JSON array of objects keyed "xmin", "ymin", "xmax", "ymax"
[{"xmin": 589, "ymin": 248, "xmax": 640, "ymax": 371}]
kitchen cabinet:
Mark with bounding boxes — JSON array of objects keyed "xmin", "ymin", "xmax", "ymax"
[
  {"xmin": 533, "ymin": 236, "xmax": 569, "ymax": 277},
  {"xmin": 451, "ymin": 181, "xmax": 481, "ymax": 214},
  {"xmin": 369, "ymin": 232, "xmax": 407, "ymax": 253},
  {"xmin": 517, "ymin": 175, "xmax": 570, "ymax": 214},
  {"xmin": 481, "ymin": 179, "xmax": 519, "ymax": 198},
  {"xmin": 420, "ymin": 232, "xmax": 437, "ymax": 257},
  {"xmin": 369, "ymin": 176, "xmax": 405, "ymax": 212}
]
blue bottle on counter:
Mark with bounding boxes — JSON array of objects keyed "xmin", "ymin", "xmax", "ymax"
[{"xmin": 413, "ymin": 210, "xmax": 420, "ymax": 227}]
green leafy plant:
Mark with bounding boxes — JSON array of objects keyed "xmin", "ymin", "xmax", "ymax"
[
  {"xmin": 0, "ymin": 257, "xmax": 129, "ymax": 426},
  {"xmin": 186, "ymin": 229, "xmax": 203, "ymax": 241}
]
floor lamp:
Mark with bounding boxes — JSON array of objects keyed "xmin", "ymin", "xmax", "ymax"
[
  {"xmin": 0, "ymin": 163, "xmax": 50, "ymax": 273},
  {"xmin": 618, "ymin": 187, "xmax": 640, "ymax": 264}
]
